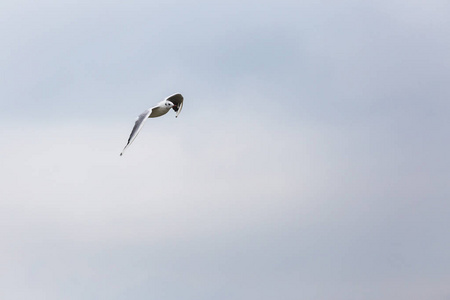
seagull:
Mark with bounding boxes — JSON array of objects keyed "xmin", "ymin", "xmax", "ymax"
[{"xmin": 120, "ymin": 93, "xmax": 184, "ymax": 156}]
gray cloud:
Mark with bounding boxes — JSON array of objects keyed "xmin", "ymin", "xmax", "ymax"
[{"xmin": 0, "ymin": 0, "xmax": 449, "ymax": 299}]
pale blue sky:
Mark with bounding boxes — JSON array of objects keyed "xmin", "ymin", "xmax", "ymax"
[{"xmin": 1, "ymin": 0, "xmax": 449, "ymax": 299}]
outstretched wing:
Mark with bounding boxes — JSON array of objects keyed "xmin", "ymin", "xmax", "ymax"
[
  {"xmin": 166, "ymin": 93, "xmax": 184, "ymax": 117},
  {"xmin": 120, "ymin": 108, "xmax": 153, "ymax": 156}
]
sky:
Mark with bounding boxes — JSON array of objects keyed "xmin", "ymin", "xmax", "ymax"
[{"xmin": 1, "ymin": 0, "xmax": 449, "ymax": 299}]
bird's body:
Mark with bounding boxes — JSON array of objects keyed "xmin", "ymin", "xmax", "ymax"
[
  {"xmin": 120, "ymin": 93, "xmax": 184, "ymax": 156},
  {"xmin": 148, "ymin": 101, "xmax": 173, "ymax": 118}
]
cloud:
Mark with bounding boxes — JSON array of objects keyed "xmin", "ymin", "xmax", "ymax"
[
  {"xmin": 1, "ymin": 104, "xmax": 449, "ymax": 298},
  {"xmin": 0, "ymin": 116, "xmax": 322, "ymax": 242},
  {"xmin": 1, "ymin": 0, "xmax": 450, "ymax": 299}
]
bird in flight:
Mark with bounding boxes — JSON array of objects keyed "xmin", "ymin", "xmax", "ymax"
[{"xmin": 120, "ymin": 93, "xmax": 184, "ymax": 156}]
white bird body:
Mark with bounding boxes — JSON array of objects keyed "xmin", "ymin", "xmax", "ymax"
[
  {"xmin": 120, "ymin": 93, "xmax": 184, "ymax": 156},
  {"xmin": 149, "ymin": 100, "xmax": 173, "ymax": 118}
]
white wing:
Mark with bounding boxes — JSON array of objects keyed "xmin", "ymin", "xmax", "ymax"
[{"xmin": 120, "ymin": 108, "xmax": 153, "ymax": 156}]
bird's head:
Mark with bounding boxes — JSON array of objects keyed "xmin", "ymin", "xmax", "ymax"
[{"xmin": 165, "ymin": 101, "xmax": 175, "ymax": 108}]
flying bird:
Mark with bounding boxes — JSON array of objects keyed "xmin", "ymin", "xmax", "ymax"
[{"xmin": 120, "ymin": 93, "xmax": 184, "ymax": 156}]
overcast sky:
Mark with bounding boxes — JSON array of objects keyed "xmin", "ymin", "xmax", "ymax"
[{"xmin": 1, "ymin": 0, "xmax": 449, "ymax": 299}]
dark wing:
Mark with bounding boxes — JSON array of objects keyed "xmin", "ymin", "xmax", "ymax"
[
  {"xmin": 120, "ymin": 108, "xmax": 153, "ymax": 156},
  {"xmin": 166, "ymin": 93, "xmax": 184, "ymax": 117}
]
